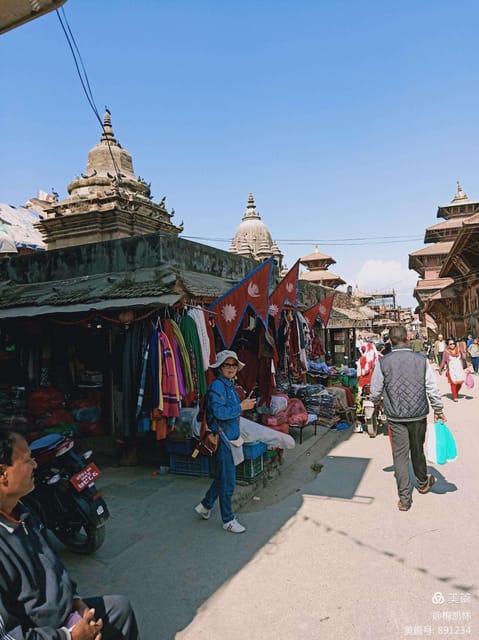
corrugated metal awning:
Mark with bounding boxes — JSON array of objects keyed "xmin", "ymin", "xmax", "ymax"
[{"xmin": 0, "ymin": 293, "xmax": 182, "ymax": 319}]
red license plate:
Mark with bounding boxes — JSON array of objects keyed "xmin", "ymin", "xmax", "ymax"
[{"xmin": 70, "ymin": 462, "xmax": 101, "ymax": 492}]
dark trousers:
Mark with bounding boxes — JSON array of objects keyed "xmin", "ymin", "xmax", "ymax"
[
  {"xmin": 84, "ymin": 595, "xmax": 140, "ymax": 639},
  {"xmin": 388, "ymin": 418, "xmax": 428, "ymax": 504}
]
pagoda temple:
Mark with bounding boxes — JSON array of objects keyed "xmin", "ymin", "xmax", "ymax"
[
  {"xmin": 409, "ymin": 182, "xmax": 478, "ymax": 308},
  {"xmin": 299, "ymin": 245, "xmax": 345, "ymax": 288}
]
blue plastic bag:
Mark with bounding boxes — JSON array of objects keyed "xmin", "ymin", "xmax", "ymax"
[{"xmin": 426, "ymin": 419, "xmax": 457, "ymax": 465}]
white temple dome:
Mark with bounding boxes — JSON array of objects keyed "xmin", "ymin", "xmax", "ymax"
[{"xmin": 229, "ymin": 194, "xmax": 282, "ymax": 267}]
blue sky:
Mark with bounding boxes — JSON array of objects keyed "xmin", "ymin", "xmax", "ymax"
[{"xmin": 2, "ymin": 0, "xmax": 479, "ymax": 307}]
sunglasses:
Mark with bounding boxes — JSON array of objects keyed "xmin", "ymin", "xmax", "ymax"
[
  {"xmin": 222, "ymin": 362, "xmax": 239, "ymax": 368},
  {"xmin": 448, "ymin": 342, "xmax": 456, "ymax": 346}
]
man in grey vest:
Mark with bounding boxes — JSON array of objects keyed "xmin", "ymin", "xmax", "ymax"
[{"xmin": 370, "ymin": 325, "xmax": 446, "ymax": 511}]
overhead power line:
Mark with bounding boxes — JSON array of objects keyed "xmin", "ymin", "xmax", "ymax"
[
  {"xmin": 55, "ymin": 7, "xmax": 122, "ymax": 181},
  {"xmin": 183, "ymin": 234, "xmax": 423, "ymax": 247}
]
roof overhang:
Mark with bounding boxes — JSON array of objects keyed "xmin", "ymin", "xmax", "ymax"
[
  {"xmin": 0, "ymin": 294, "xmax": 181, "ymax": 319},
  {"xmin": 0, "ymin": 0, "xmax": 67, "ymax": 35},
  {"xmin": 327, "ymin": 307, "xmax": 373, "ymax": 329}
]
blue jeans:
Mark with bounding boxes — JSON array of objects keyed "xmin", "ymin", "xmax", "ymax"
[
  {"xmin": 471, "ymin": 356, "xmax": 479, "ymax": 373},
  {"xmin": 202, "ymin": 438, "xmax": 235, "ymax": 523}
]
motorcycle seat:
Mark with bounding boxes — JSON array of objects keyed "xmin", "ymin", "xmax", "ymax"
[{"xmin": 30, "ymin": 433, "xmax": 66, "ymax": 453}]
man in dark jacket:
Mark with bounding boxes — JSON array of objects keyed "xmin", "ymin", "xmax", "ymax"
[
  {"xmin": 370, "ymin": 325, "xmax": 446, "ymax": 511},
  {"xmin": 0, "ymin": 429, "xmax": 140, "ymax": 640}
]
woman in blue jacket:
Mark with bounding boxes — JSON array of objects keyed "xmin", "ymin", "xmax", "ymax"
[{"xmin": 195, "ymin": 350, "xmax": 256, "ymax": 533}]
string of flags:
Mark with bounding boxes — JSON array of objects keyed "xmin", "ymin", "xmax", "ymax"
[{"xmin": 209, "ymin": 257, "xmax": 335, "ymax": 348}]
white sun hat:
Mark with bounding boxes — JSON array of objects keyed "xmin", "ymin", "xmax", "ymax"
[{"xmin": 210, "ymin": 350, "xmax": 245, "ymax": 371}]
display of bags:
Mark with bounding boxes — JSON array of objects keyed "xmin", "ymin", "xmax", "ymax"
[{"xmin": 426, "ymin": 419, "xmax": 457, "ymax": 465}]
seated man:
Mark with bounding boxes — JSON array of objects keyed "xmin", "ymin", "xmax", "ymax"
[{"xmin": 0, "ymin": 429, "xmax": 140, "ymax": 640}]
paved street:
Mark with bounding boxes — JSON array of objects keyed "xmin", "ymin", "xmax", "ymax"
[{"xmin": 60, "ymin": 368, "xmax": 479, "ymax": 640}]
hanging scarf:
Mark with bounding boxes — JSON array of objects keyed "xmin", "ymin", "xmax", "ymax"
[
  {"xmin": 159, "ymin": 331, "xmax": 180, "ymax": 417},
  {"xmin": 164, "ymin": 320, "xmax": 186, "ymax": 397},
  {"xmin": 187, "ymin": 307, "xmax": 211, "ymax": 371},
  {"xmin": 180, "ymin": 315, "xmax": 207, "ymax": 397},
  {"xmin": 170, "ymin": 319, "xmax": 194, "ymax": 394}
]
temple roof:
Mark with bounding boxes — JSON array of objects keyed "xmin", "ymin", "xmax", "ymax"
[
  {"xmin": 414, "ymin": 277, "xmax": 454, "ymax": 290},
  {"xmin": 437, "ymin": 182, "xmax": 479, "ymax": 219},
  {"xmin": 425, "ymin": 218, "xmax": 466, "ymax": 233},
  {"xmin": 299, "ymin": 269, "xmax": 346, "ymax": 286},
  {"xmin": 409, "ymin": 242, "xmax": 454, "ymax": 257},
  {"xmin": 300, "ymin": 245, "xmax": 335, "ymax": 265}
]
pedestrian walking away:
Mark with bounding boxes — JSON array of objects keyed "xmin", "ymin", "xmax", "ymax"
[
  {"xmin": 467, "ymin": 337, "xmax": 479, "ymax": 374},
  {"xmin": 439, "ymin": 338, "xmax": 467, "ymax": 401},
  {"xmin": 433, "ymin": 334, "xmax": 446, "ymax": 366},
  {"xmin": 412, "ymin": 333, "xmax": 423, "ymax": 353},
  {"xmin": 194, "ymin": 350, "xmax": 256, "ymax": 533},
  {"xmin": 370, "ymin": 325, "xmax": 446, "ymax": 512},
  {"xmin": 0, "ymin": 429, "xmax": 140, "ymax": 640}
]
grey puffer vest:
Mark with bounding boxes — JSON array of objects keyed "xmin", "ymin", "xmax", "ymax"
[{"xmin": 379, "ymin": 348, "xmax": 429, "ymax": 421}]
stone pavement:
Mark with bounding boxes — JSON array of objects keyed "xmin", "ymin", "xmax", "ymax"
[
  {"xmin": 58, "ymin": 418, "xmax": 349, "ymax": 639},
  {"xmin": 59, "ymin": 365, "xmax": 476, "ymax": 639}
]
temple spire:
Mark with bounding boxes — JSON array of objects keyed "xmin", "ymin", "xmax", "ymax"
[
  {"xmin": 242, "ymin": 193, "xmax": 261, "ymax": 220},
  {"xmin": 101, "ymin": 107, "xmax": 118, "ymax": 146},
  {"xmin": 451, "ymin": 181, "xmax": 469, "ymax": 203}
]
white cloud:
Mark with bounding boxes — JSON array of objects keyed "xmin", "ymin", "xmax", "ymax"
[{"xmin": 351, "ymin": 259, "xmax": 417, "ymax": 306}]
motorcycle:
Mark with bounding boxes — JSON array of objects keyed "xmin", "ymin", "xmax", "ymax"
[
  {"xmin": 359, "ymin": 385, "xmax": 388, "ymax": 438},
  {"xmin": 24, "ymin": 433, "xmax": 109, "ymax": 554}
]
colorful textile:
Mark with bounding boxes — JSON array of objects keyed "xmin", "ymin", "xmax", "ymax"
[
  {"xmin": 187, "ymin": 306, "xmax": 211, "ymax": 371},
  {"xmin": 170, "ymin": 319, "xmax": 194, "ymax": 394},
  {"xmin": 149, "ymin": 327, "xmax": 180, "ymax": 417},
  {"xmin": 180, "ymin": 315, "xmax": 207, "ymax": 397}
]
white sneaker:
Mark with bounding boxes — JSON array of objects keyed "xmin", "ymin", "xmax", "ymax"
[
  {"xmin": 222, "ymin": 518, "xmax": 246, "ymax": 534},
  {"xmin": 194, "ymin": 503, "xmax": 211, "ymax": 520}
]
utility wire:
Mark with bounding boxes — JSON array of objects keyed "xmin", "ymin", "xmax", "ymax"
[
  {"xmin": 183, "ymin": 234, "xmax": 424, "ymax": 247},
  {"xmin": 56, "ymin": 7, "xmax": 122, "ymax": 181}
]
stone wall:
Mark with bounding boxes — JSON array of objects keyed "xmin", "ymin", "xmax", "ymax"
[{"xmin": 0, "ymin": 233, "xmax": 261, "ymax": 285}]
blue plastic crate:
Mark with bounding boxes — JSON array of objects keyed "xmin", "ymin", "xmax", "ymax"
[
  {"xmin": 166, "ymin": 438, "xmax": 195, "ymax": 456},
  {"xmin": 236, "ymin": 456, "xmax": 263, "ymax": 483},
  {"xmin": 169, "ymin": 453, "xmax": 210, "ymax": 477},
  {"xmin": 243, "ymin": 441, "xmax": 267, "ymax": 460}
]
